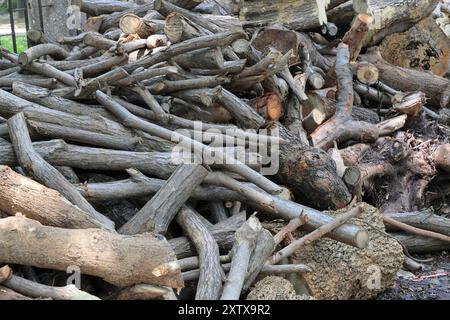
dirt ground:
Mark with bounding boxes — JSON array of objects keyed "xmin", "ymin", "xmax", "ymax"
[{"xmin": 378, "ymin": 251, "xmax": 450, "ymax": 300}]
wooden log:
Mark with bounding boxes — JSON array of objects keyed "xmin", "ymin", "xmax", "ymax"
[
  {"xmin": 172, "ymin": 48, "xmax": 225, "ymax": 70},
  {"xmin": 65, "ymin": 47, "xmax": 99, "ymax": 61},
  {"xmin": 242, "ymin": 229, "xmax": 276, "ymax": 290},
  {"xmin": 221, "ymin": 216, "xmax": 262, "ymax": 300},
  {"xmin": 99, "ymin": 2, "xmax": 157, "ymax": 33},
  {"xmin": 390, "ymin": 233, "xmax": 450, "ymax": 253},
  {"xmin": 168, "ymin": 0, "xmax": 205, "ymax": 10},
  {"xmin": 26, "ymin": 29, "xmax": 51, "ymax": 44},
  {"xmin": 343, "ymin": 14, "xmax": 373, "ymax": 62},
  {"xmin": 169, "ymin": 213, "xmax": 246, "ymax": 258},
  {"xmin": 82, "ymin": 33, "xmax": 117, "ymax": 51},
  {"xmin": 327, "ymin": 1, "xmax": 355, "ymax": 27},
  {"xmin": 0, "ymin": 215, "xmax": 183, "ymax": 288},
  {"xmin": 3, "ymin": 274, "xmax": 99, "ymax": 300},
  {"xmin": 379, "ymin": 16, "xmax": 450, "ymax": 77},
  {"xmin": 120, "ymin": 13, "xmax": 156, "ymax": 38},
  {"xmin": 0, "ymin": 75, "xmax": 58, "ymax": 89},
  {"xmin": 164, "ymin": 12, "xmax": 202, "ymax": 43},
  {"xmin": 356, "ymin": 62, "xmax": 379, "ymax": 85},
  {"xmin": 69, "ymin": 54, "xmax": 129, "ymax": 78},
  {"xmin": 24, "ymin": 62, "xmax": 77, "ymax": 87},
  {"xmin": 178, "ymin": 255, "xmax": 231, "ymax": 271},
  {"xmin": 204, "ymin": 172, "xmax": 275, "ymax": 213},
  {"xmin": 0, "ymin": 166, "xmax": 110, "ymax": 229},
  {"xmin": 148, "ymin": 76, "xmax": 230, "ymax": 95},
  {"xmin": 119, "ymin": 164, "xmax": 209, "ymax": 235},
  {"xmin": 0, "ymin": 139, "xmax": 179, "ymax": 178},
  {"xmin": 208, "ymin": 202, "xmax": 229, "ymax": 223},
  {"xmin": 78, "ymin": 0, "xmax": 138, "ymax": 16},
  {"xmin": 176, "ymin": 207, "xmax": 223, "ymax": 300},
  {"xmin": 353, "ymin": 0, "xmax": 440, "ymax": 46},
  {"xmin": 383, "ymin": 216, "xmax": 450, "ymax": 243},
  {"xmin": 384, "ymin": 210, "xmax": 450, "ymax": 236},
  {"xmin": 239, "ymin": 0, "xmax": 330, "ymax": 30},
  {"xmin": 18, "ymin": 44, "xmax": 69, "ymax": 65},
  {"xmin": 0, "ymin": 285, "xmax": 32, "ymax": 300},
  {"xmin": 155, "ymin": 0, "xmax": 223, "ymax": 33},
  {"xmin": 7, "ymin": 114, "xmax": 114, "ymax": 231},
  {"xmin": 12, "ymin": 82, "xmax": 111, "ymax": 118},
  {"xmin": 434, "ymin": 144, "xmax": 450, "ymax": 173},
  {"xmin": 361, "ymin": 47, "xmax": 450, "ymax": 108},
  {"xmin": 343, "ymin": 166, "xmax": 363, "ymax": 201},
  {"xmin": 113, "ymin": 284, "xmax": 177, "ymax": 300},
  {"xmin": 28, "ymin": 120, "xmax": 139, "ymax": 151},
  {"xmin": 114, "ymin": 66, "xmax": 178, "ymax": 87}
]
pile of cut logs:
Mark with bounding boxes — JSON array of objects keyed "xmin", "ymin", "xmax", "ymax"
[{"xmin": 0, "ymin": 0, "xmax": 449, "ymax": 300}]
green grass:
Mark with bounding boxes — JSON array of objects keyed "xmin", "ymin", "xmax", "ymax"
[{"xmin": 0, "ymin": 35, "xmax": 28, "ymax": 53}]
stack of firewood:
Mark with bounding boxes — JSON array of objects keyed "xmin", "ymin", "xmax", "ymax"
[{"xmin": 0, "ymin": 0, "xmax": 449, "ymax": 300}]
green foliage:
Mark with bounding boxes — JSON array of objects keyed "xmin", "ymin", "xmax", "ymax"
[{"xmin": 0, "ymin": 35, "xmax": 27, "ymax": 53}]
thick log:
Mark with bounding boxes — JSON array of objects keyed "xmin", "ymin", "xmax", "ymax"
[
  {"xmin": 176, "ymin": 207, "xmax": 223, "ymax": 300},
  {"xmin": 0, "ymin": 215, "xmax": 183, "ymax": 288},
  {"xmin": 353, "ymin": 0, "xmax": 440, "ymax": 46},
  {"xmin": 383, "ymin": 216, "xmax": 450, "ymax": 243},
  {"xmin": 28, "ymin": 120, "xmax": 139, "ymax": 151},
  {"xmin": 356, "ymin": 62, "xmax": 379, "ymax": 85},
  {"xmin": 0, "ymin": 166, "xmax": 109, "ymax": 229},
  {"xmin": 24, "ymin": 62, "xmax": 77, "ymax": 87},
  {"xmin": 327, "ymin": 1, "xmax": 355, "ymax": 26},
  {"xmin": 239, "ymin": 0, "xmax": 329, "ymax": 30},
  {"xmin": 8, "ymin": 113, "xmax": 114, "ymax": 231},
  {"xmin": 384, "ymin": 210, "xmax": 450, "ymax": 236},
  {"xmin": 361, "ymin": 47, "xmax": 450, "ymax": 108},
  {"xmin": 221, "ymin": 216, "xmax": 262, "ymax": 300},
  {"xmin": 18, "ymin": 44, "xmax": 69, "ymax": 65},
  {"xmin": 120, "ymin": 13, "xmax": 156, "ymax": 38},
  {"xmin": 434, "ymin": 144, "xmax": 450, "ymax": 173},
  {"xmin": 164, "ymin": 12, "xmax": 202, "ymax": 43},
  {"xmin": 78, "ymin": 0, "xmax": 138, "ymax": 16},
  {"xmin": 242, "ymin": 229, "xmax": 276, "ymax": 290},
  {"xmin": 172, "ymin": 48, "xmax": 225, "ymax": 70},
  {"xmin": 119, "ymin": 164, "xmax": 209, "ymax": 235},
  {"xmin": 0, "ymin": 75, "xmax": 58, "ymax": 89},
  {"xmin": 99, "ymin": 2, "xmax": 157, "ymax": 33},
  {"xmin": 390, "ymin": 233, "xmax": 450, "ymax": 253},
  {"xmin": 379, "ymin": 16, "xmax": 449, "ymax": 77},
  {"xmin": 155, "ymin": 0, "xmax": 223, "ymax": 33}
]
